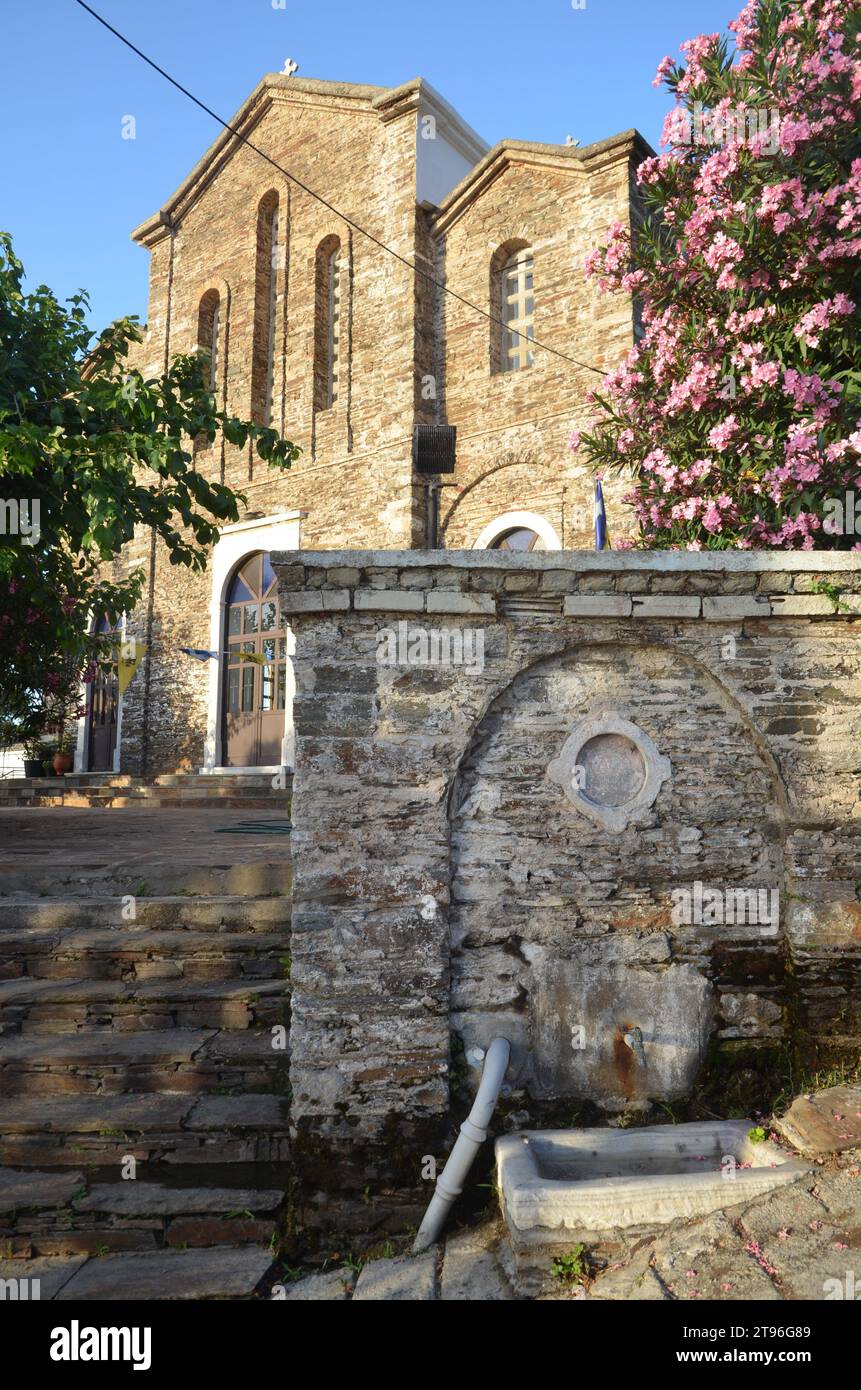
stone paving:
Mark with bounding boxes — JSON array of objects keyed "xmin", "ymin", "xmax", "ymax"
[
  {"xmin": 281, "ymin": 1086, "xmax": 861, "ymax": 1302},
  {"xmin": 0, "ymin": 803, "xmax": 292, "ymax": 1288},
  {"xmin": 278, "ymin": 1160, "xmax": 861, "ymax": 1303},
  {"xmin": 2, "ymin": 801, "xmax": 859, "ymax": 1302},
  {"xmin": 0, "ymin": 805, "xmax": 293, "ymax": 898},
  {"xmin": 2, "ymin": 1084, "xmax": 859, "ymax": 1300}
]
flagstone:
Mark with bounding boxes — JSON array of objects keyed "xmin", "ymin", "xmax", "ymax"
[
  {"xmin": 0, "ymin": 1167, "xmax": 85, "ymax": 1212},
  {"xmin": 281, "ymin": 1268, "xmax": 357, "ymax": 1300},
  {"xmin": 55, "ymin": 1245, "xmax": 274, "ymax": 1300},
  {"xmin": 0, "ymin": 1256, "xmax": 86, "ymax": 1300},
  {"xmin": 353, "ymin": 1251, "xmax": 438, "ymax": 1301},
  {"xmin": 776, "ymin": 1085, "xmax": 861, "ymax": 1156},
  {"xmin": 73, "ymin": 1183, "xmax": 284, "ymax": 1216}
]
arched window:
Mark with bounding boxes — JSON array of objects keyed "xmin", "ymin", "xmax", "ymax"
[
  {"xmin": 490, "ymin": 526, "xmax": 545, "ymax": 551},
  {"xmin": 501, "ymin": 248, "xmax": 534, "ymax": 372},
  {"xmin": 251, "ymin": 192, "xmax": 279, "ymax": 426},
  {"xmin": 473, "ymin": 511, "xmax": 561, "ymax": 551},
  {"xmin": 314, "ymin": 236, "xmax": 342, "ymax": 410},
  {"xmin": 490, "ymin": 242, "xmax": 534, "ymax": 374},
  {"xmin": 197, "ymin": 289, "xmax": 220, "ymax": 391}
]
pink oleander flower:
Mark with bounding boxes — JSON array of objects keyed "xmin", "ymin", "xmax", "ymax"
[
  {"xmin": 653, "ymin": 55, "xmax": 675, "ymax": 88},
  {"xmin": 708, "ymin": 415, "xmax": 739, "ymax": 452},
  {"xmin": 794, "ymin": 294, "xmax": 855, "ymax": 348},
  {"xmin": 577, "ymin": 0, "xmax": 860, "ymax": 552}
]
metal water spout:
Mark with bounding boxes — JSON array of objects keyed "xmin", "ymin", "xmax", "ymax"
[{"xmin": 623, "ymin": 1025, "xmax": 647, "ymax": 1068}]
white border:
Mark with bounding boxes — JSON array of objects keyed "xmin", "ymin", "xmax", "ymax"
[{"xmin": 472, "ymin": 510, "xmax": 562, "ymax": 551}]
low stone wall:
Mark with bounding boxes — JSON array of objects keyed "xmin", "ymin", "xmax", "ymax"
[{"xmin": 275, "ymin": 549, "xmax": 861, "ymax": 1193}]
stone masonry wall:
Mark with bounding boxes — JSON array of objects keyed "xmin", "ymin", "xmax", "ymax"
[
  {"xmin": 431, "ymin": 134, "xmax": 648, "ymax": 551},
  {"xmin": 275, "ymin": 549, "xmax": 861, "ymax": 1189},
  {"xmin": 118, "ymin": 78, "xmax": 426, "ymax": 773},
  {"xmin": 115, "ymin": 79, "xmax": 648, "ymax": 773}
]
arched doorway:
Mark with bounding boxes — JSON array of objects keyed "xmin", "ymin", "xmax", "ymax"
[
  {"xmin": 87, "ymin": 615, "xmax": 120, "ymax": 772},
  {"xmin": 222, "ymin": 551, "xmax": 289, "ymax": 767}
]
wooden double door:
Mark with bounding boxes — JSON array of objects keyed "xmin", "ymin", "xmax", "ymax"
[{"xmin": 222, "ymin": 552, "xmax": 289, "ymax": 767}]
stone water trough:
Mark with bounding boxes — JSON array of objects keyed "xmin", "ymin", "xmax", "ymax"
[{"xmin": 496, "ymin": 1121, "xmax": 813, "ymax": 1250}]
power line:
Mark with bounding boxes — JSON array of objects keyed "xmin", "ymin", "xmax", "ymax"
[{"xmin": 73, "ymin": 0, "xmax": 606, "ymax": 377}]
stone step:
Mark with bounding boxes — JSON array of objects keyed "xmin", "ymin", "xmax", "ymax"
[
  {"xmin": 0, "ymin": 1245, "xmax": 275, "ymax": 1298},
  {"xmin": 111, "ymin": 796, "xmax": 288, "ymax": 810},
  {"xmin": 0, "ymin": 1165, "xmax": 85, "ymax": 1213},
  {"xmin": 0, "ymin": 977, "xmax": 288, "ymax": 1032},
  {"xmin": 154, "ymin": 775, "xmax": 291, "ymax": 788},
  {"xmin": 0, "ymin": 793, "xmax": 291, "ymax": 812},
  {"xmin": 0, "ymin": 861, "xmax": 293, "ymax": 900},
  {"xmin": 91, "ymin": 787, "xmax": 287, "ymax": 798},
  {"xmin": 0, "ymin": 1092, "xmax": 290, "ymax": 1168},
  {"xmin": 1, "ymin": 929, "xmax": 289, "ymax": 980},
  {"xmin": 0, "ymin": 805, "xmax": 293, "ymax": 1264},
  {"xmin": 1, "ymin": 775, "xmax": 137, "ymax": 788},
  {"xmin": 0, "ymin": 895, "xmax": 288, "ymax": 931},
  {"xmin": 51, "ymin": 1244, "xmax": 275, "ymax": 1299},
  {"xmin": 0, "ymin": 1251, "xmax": 276, "ymax": 1301},
  {"xmin": 0, "ymin": 1028, "xmax": 288, "ymax": 1096},
  {"xmin": 1, "ymin": 1166, "xmax": 286, "ymax": 1257}
]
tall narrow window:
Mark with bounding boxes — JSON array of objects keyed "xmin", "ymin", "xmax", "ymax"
[
  {"xmin": 327, "ymin": 247, "xmax": 341, "ymax": 407},
  {"xmin": 266, "ymin": 205, "xmax": 279, "ymax": 419},
  {"xmin": 501, "ymin": 249, "xmax": 534, "ymax": 372},
  {"xmin": 251, "ymin": 192, "xmax": 280, "ymax": 426},
  {"xmin": 314, "ymin": 236, "xmax": 342, "ymax": 411},
  {"xmin": 197, "ymin": 290, "xmax": 220, "ymax": 391}
]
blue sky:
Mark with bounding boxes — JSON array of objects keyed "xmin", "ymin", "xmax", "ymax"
[{"xmin": 4, "ymin": 0, "xmax": 737, "ymax": 332}]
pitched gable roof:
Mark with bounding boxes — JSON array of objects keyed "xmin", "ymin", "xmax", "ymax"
[
  {"xmin": 431, "ymin": 129, "xmax": 655, "ymax": 236},
  {"xmin": 131, "ymin": 75, "xmax": 487, "ymax": 247}
]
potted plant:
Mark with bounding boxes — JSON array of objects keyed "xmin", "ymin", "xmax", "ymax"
[
  {"xmin": 43, "ymin": 675, "xmax": 84, "ymax": 778},
  {"xmin": 51, "ymin": 733, "xmax": 74, "ymax": 777},
  {"xmin": 21, "ymin": 729, "xmax": 47, "ymax": 779}
]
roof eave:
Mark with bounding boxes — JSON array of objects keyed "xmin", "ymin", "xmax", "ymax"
[{"xmin": 431, "ymin": 128, "xmax": 655, "ymax": 236}]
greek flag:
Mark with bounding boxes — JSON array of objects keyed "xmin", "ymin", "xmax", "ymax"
[
  {"xmin": 180, "ymin": 648, "xmax": 219, "ymax": 662},
  {"xmin": 594, "ymin": 479, "xmax": 608, "ymax": 551}
]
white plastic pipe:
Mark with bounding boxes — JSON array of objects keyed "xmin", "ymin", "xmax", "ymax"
[{"xmin": 412, "ymin": 1036, "xmax": 511, "ymax": 1254}]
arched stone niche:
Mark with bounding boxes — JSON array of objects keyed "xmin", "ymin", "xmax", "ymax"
[{"xmin": 448, "ymin": 641, "xmax": 783, "ymax": 1111}]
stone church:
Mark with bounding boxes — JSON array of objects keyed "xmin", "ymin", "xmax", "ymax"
[{"xmin": 79, "ymin": 74, "xmax": 649, "ymax": 777}]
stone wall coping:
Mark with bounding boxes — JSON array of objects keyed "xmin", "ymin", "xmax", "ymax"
[{"xmin": 272, "ymin": 549, "xmax": 861, "ymax": 578}]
